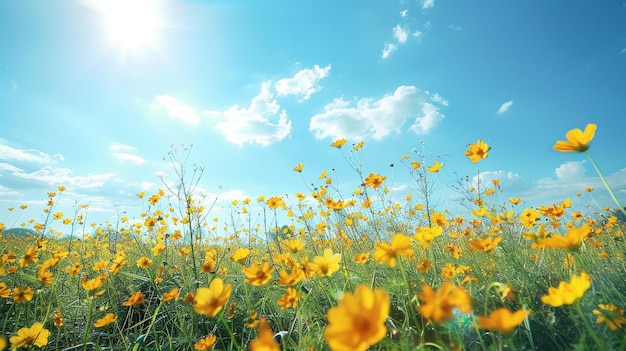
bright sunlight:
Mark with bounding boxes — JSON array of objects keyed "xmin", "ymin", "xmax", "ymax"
[{"xmin": 100, "ymin": 0, "xmax": 161, "ymax": 52}]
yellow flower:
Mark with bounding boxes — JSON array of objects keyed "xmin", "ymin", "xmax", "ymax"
[
  {"xmin": 535, "ymin": 224, "xmax": 591, "ymax": 251},
  {"xmin": 353, "ymin": 253, "xmax": 369, "ymax": 264},
  {"xmin": 477, "ymin": 308, "xmax": 530, "ymax": 334},
  {"xmin": 162, "ymin": 288, "xmax": 180, "ymax": 302},
  {"xmin": 324, "ymin": 285, "xmax": 389, "ymax": 351},
  {"xmin": 249, "ymin": 317, "xmax": 280, "ymax": 351},
  {"xmin": 194, "ymin": 334, "xmax": 217, "ymax": 350},
  {"xmin": 469, "ymin": 236, "xmax": 502, "ymax": 252},
  {"xmin": 353, "ymin": 141, "xmax": 365, "ymax": 151},
  {"xmin": 266, "ymin": 196, "xmax": 286, "ymax": 210},
  {"xmin": 277, "ymin": 288, "xmax": 299, "ymax": 310},
  {"xmin": 9, "ymin": 322, "xmax": 50, "ymax": 349},
  {"xmin": 417, "ymin": 282, "xmax": 472, "ymax": 323},
  {"xmin": 293, "ymin": 163, "xmax": 304, "ymax": 172},
  {"xmin": 307, "ymin": 249, "xmax": 341, "ymax": 277},
  {"xmin": 553, "ymin": 123, "xmax": 596, "ymax": 152},
  {"xmin": 13, "ymin": 286, "xmax": 34, "ymax": 303},
  {"xmin": 330, "ymin": 138, "xmax": 347, "ymax": 148},
  {"xmin": 0, "ymin": 336, "xmax": 6, "ymax": 350},
  {"xmin": 416, "ymin": 258, "xmax": 432, "ymax": 273},
  {"xmin": 136, "ymin": 256, "xmax": 153, "ymax": 269},
  {"xmin": 193, "ymin": 278, "xmax": 232, "ymax": 317},
  {"xmin": 427, "ymin": 160, "xmax": 443, "ymax": 173},
  {"xmin": 413, "ymin": 226, "xmax": 443, "ymax": 248},
  {"xmin": 593, "ymin": 303, "xmax": 626, "ymax": 330},
  {"xmin": 19, "ymin": 246, "xmax": 39, "ymax": 267},
  {"xmin": 284, "ymin": 239, "xmax": 305, "ymax": 253},
  {"xmin": 230, "ymin": 247, "xmax": 251, "ymax": 264},
  {"xmin": 364, "ymin": 173, "xmax": 386, "ymax": 189},
  {"xmin": 93, "ymin": 313, "xmax": 117, "ymax": 328},
  {"xmin": 122, "ymin": 291, "xmax": 146, "ymax": 307},
  {"xmin": 373, "ymin": 233, "xmax": 413, "ymax": 267},
  {"xmin": 37, "ymin": 269, "xmax": 54, "ymax": 286},
  {"xmin": 541, "ymin": 272, "xmax": 591, "ymax": 307},
  {"xmin": 242, "ymin": 262, "xmax": 275, "ymax": 286},
  {"xmin": 277, "ymin": 267, "xmax": 304, "ymax": 286},
  {"xmin": 465, "ymin": 139, "xmax": 491, "ymax": 163}
]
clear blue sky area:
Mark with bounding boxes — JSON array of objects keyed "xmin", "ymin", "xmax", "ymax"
[{"xmin": 1, "ymin": 0, "xmax": 625, "ymax": 230}]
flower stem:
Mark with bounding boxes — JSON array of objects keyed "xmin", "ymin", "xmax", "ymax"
[{"xmin": 584, "ymin": 152, "xmax": 626, "ymax": 216}]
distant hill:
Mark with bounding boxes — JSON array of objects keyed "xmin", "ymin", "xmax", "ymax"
[{"xmin": 2, "ymin": 227, "xmax": 38, "ymax": 239}]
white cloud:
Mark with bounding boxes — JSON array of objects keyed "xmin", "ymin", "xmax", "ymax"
[
  {"xmin": 12, "ymin": 166, "xmax": 117, "ymax": 188},
  {"xmin": 448, "ymin": 24, "xmax": 462, "ymax": 31},
  {"xmin": 140, "ymin": 181, "xmax": 157, "ymax": 191},
  {"xmin": 109, "ymin": 143, "xmax": 137, "ymax": 151},
  {"xmin": 0, "ymin": 163, "xmax": 23, "ymax": 173},
  {"xmin": 393, "ymin": 25, "xmax": 409, "ymax": 44},
  {"xmin": 400, "ymin": 10, "xmax": 408, "ymax": 17},
  {"xmin": 309, "ymin": 86, "xmax": 446, "ymax": 140},
  {"xmin": 206, "ymin": 81, "xmax": 291, "ymax": 147},
  {"xmin": 555, "ymin": 161, "xmax": 586, "ymax": 180},
  {"xmin": 0, "ymin": 144, "xmax": 64, "ymax": 163},
  {"xmin": 151, "ymin": 94, "xmax": 201, "ymax": 126},
  {"xmin": 422, "ymin": 0, "xmax": 434, "ymax": 9},
  {"xmin": 274, "ymin": 64, "xmax": 331, "ymax": 101},
  {"xmin": 497, "ymin": 100, "xmax": 514, "ymax": 114},
  {"xmin": 413, "ymin": 31, "xmax": 423, "ymax": 39},
  {"xmin": 112, "ymin": 153, "xmax": 145, "ymax": 165},
  {"xmin": 382, "ymin": 43, "xmax": 397, "ymax": 59}
]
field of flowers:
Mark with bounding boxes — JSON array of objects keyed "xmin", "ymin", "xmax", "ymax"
[{"xmin": 1, "ymin": 124, "xmax": 625, "ymax": 351}]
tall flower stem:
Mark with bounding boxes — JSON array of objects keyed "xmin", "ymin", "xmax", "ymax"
[{"xmin": 584, "ymin": 152, "xmax": 626, "ymax": 217}]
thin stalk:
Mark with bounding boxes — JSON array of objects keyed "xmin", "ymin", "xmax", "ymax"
[{"xmin": 584, "ymin": 152, "xmax": 626, "ymax": 216}]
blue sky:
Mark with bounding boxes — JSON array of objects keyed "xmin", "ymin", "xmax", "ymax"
[{"xmin": 1, "ymin": 0, "xmax": 625, "ymax": 231}]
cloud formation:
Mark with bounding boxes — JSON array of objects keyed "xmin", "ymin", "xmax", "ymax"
[
  {"xmin": 0, "ymin": 144, "xmax": 64, "ymax": 163},
  {"xmin": 497, "ymin": 100, "xmax": 514, "ymax": 114},
  {"xmin": 393, "ymin": 25, "xmax": 409, "ymax": 44},
  {"xmin": 309, "ymin": 86, "xmax": 446, "ymax": 140},
  {"xmin": 275, "ymin": 65, "xmax": 331, "ymax": 101},
  {"xmin": 151, "ymin": 94, "xmax": 201, "ymax": 126},
  {"xmin": 109, "ymin": 143, "xmax": 145, "ymax": 165},
  {"xmin": 11, "ymin": 166, "xmax": 117, "ymax": 188}
]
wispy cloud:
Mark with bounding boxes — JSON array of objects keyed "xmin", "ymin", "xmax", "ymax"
[
  {"xmin": 206, "ymin": 82, "xmax": 291, "ymax": 147},
  {"xmin": 109, "ymin": 143, "xmax": 144, "ymax": 165},
  {"xmin": 11, "ymin": 166, "xmax": 117, "ymax": 188},
  {"xmin": 109, "ymin": 143, "xmax": 137, "ymax": 152},
  {"xmin": 422, "ymin": 0, "xmax": 434, "ymax": 10},
  {"xmin": 309, "ymin": 86, "xmax": 446, "ymax": 140},
  {"xmin": 151, "ymin": 94, "xmax": 201, "ymax": 126},
  {"xmin": 0, "ymin": 144, "xmax": 64, "ymax": 163},
  {"xmin": 274, "ymin": 64, "xmax": 331, "ymax": 101},
  {"xmin": 497, "ymin": 100, "xmax": 514, "ymax": 114},
  {"xmin": 393, "ymin": 25, "xmax": 409, "ymax": 44},
  {"xmin": 400, "ymin": 10, "xmax": 408, "ymax": 17},
  {"xmin": 448, "ymin": 24, "xmax": 462, "ymax": 31},
  {"xmin": 382, "ymin": 43, "xmax": 397, "ymax": 59}
]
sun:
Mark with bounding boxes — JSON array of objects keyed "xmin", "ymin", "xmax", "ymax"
[{"xmin": 100, "ymin": 0, "xmax": 162, "ymax": 53}]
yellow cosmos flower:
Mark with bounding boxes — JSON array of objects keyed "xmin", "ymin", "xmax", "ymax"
[
  {"xmin": 122, "ymin": 291, "xmax": 146, "ymax": 307},
  {"xmin": 9, "ymin": 322, "xmax": 50, "ymax": 349},
  {"xmin": 136, "ymin": 256, "xmax": 153, "ymax": 269},
  {"xmin": 266, "ymin": 196, "xmax": 286, "ymax": 210},
  {"xmin": 307, "ymin": 249, "xmax": 341, "ymax": 277},
  {"xmin": 413, "ymin": 226, "xmax": 443, "ymax": 248},
  {"xmin": 364, "ymin": 173, "xmax": 386, "ymax": 189},
  {"xmin": 242, "ymin": 262, "xmax": 275, "ymax": 286},
  {"xmin": 162, "ymin": 288, "xmax": 180, "ymax": 302},
  {"xmin": 553, "ymin": 123, "xmax": 596, "ymax": 152},
  {"xmin": 465, "ymin": 139, "xmax": 491, "ymax": 163},
  {"xmin": 427, "ymin": 160, "xmax": 443, "ymax": 173},
  {"xmin": 249, "ymin": 317, "xmax": 280, "ymax": 351},
  {"xmin": 52, "ymin": 311, "xmax": 64, "ymax": 327},
  {"xmin": 292, "ymin": 163, "xmax": 304, "ymax": 172},
  {"xmin": 373, "ymin": 233, "xmax": 413, "ymax": 267},
  {"xmin": 477, "ymin": 307, "xmax": 530, "ymax": 334},
  {"xmin": 535, "ymin": 224, "xmax": 591, "ymax": 251},
  {"xmin": 330, "ymin": 138, "xmax": 347, "ymax": 148},
  {"xmin": 324, "ymin": 285, "xmax": 390, "ymax": 351},
  {"xmin": 193, "ymin": 278, "xmax": 232, "ymax": 317},
  {"xmin": 277, "ymin": 288, "xmax": 299, "ymax": 310},
  {"xmin": 417, "ymin": 282, "xmax": 472, "ymax": 323},
  {"xmin": 0, "ymin": 336, "xmax": 6, "ymax": 350},
  {"xmin": 593, "ymin": 303, "xmax": 626, "ymax": 330},
  {"xmin": 276, "ymin": 267, "xmax": 304, "ymax": 286},
  {"xmin": 194, "ymin": 334, "xmax": 217, "ymax": 350},
  {"xmin": 469, "ymin": 236, "xmax": 502, "ymax": 252},
  {"xmin": 93, "ymin": 313, "xmax": 117, "ymax": 328},
  {"xmin": 230, "ymin": 247, "xmax": 251, "ymax": 264},
  {"xmin": 13, "ymin": 286, "xmax": 34, "ymax": 303},
  {"xmin": 353, "ymin": 253, "xmax": 369, "ymax": 264},
  {"xmin": 541, "ymin": 272, "xmax": 591, "ymax": 307}
]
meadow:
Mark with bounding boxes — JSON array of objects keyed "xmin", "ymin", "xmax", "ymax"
[{"xmin": 1, "ymin": 124, "xmax": 625, "ymax": 351}]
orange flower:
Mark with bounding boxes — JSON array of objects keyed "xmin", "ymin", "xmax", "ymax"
[
  {"xmin": 593, "ymin": 304, "xmax": 626, "ymax": 330},
  {"xmin": 293, "ymin": 163, "xmax": 304, "ymax": 172},
  {"xmin": 13, "ymin": 286, "xmax": 34, "ymax": 303},
  {"xmin": 553, "ymin": 123, "xmax": 596, "ymax": 152},
  {"xmin": 330, "ymin": 138, "xmax": 347, "ymax": 148},
  {"xmin": 9, "ymin": 322, "xmax": 50, "ymax": 348},
  {"xmin": 535, "ymin": 225, "xmax": 591, "ymax": 251},
  {"xmin": 122, "ymin": 292, "xmax": 146, "ymax": 307},
  {"xmin": 249, "ymin": 317, "xmax": 280, "ymax": 351},
  {"xmin": 417, "ymin": 282, "xmax": 472, "ymax": 323},
  {"xmin": 194, "ymin": 334, "xmax": 217, "ymax": 350},
  {"xmin": 373, "ymin": 233, "xmax": 413, "ymax": 267},
  {"xmin": 324, "ymin": 285, "xmax": 389, "ymax": 351},
  {"xmin": 277, "ymin": 288, "xmax": 299, "ymax": 310},
  {"xmin": 136, "ymin": 256, "xmax": 153, "ymax": 268},
  {"xmin": 276, "ymin": 267, "xmax": 304, "ymax": 286},
  {"xmin": 469, "ymin": 236, "xmax": 502, "ymax": 252},
  {"xmin": 193, "ymin": 278, "xmax": 232, "ymax": 317},
  {"xmin": 266, "ymin": 196, "xmax": 286, "ymax": 210},
  {"xmin": 364, "ymin": 173, "xmax": 386, "ymax": 189},
  {"xmin": 162, "ymin": 288, "xmax": 180, "ymax": 302},
  {"xmin": 541, "ymin": 272, "xmax": 591, "ymax": 307},
  {"xmin": 465, "ymin": 139, "xmax": 491, "ymax": 163},
  {"xmin": 242, "ymin": 262, "xmax": 275, "ymax": 286},
  {"xmin": 427, "ymin": 160, "xmax": 443, "ymax": 173},
  {"xmin": 477, "ymin": 307, "xmax": 530, "ymax": 334},
  {"xmin": 93, "ymin": 313, "xmax": 117, "ymax": 328}
]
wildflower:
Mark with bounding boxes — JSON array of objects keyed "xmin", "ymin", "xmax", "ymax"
[
  {"xmin": 324, "ymin": 285, "xmax": 390, "ymax": 351},
  {"xmin": 277, "ymin": 267, "xmax": 304, "ymax": 286},
  {"xmin": 364, "ymin": 173, "xmax": 386, "ymax": 189},
  {"xmin": 37, "ymin": 269, "xmax": 54, "ymax": 286},
  {"xmin": 465, "ymin": 139, "xmax": 491, "ymax": 163},
  {"xmin": 414, "ymin": 226, "xmax": 443, "ymax": 248},
  {"xmin": 266, "ymin": 196, "xmax": 286, "ymax": 210},
  {"xmin": 19, "ymin": 246, "xmax": 39, "ymax": 267},
  {"xmin": 249, "ymin": 317, "xmax": 280, "ymax": 351},
  {"xmin": 523, "ymin": 223, "xmax": 550, "ymax": 241},
  {"xmin": 122, "ymin": 292, "xmax": 146, "ymax": 307},
  {"xmin": 417, "ymin": 282, "xmax": 472, "ymax": 323},
  {"xmin": 194, "ymin": 334, "xmax": 217, "ymax": 350},
  {"xmin": 477, "ymin": 308, "xmax": 530, "ymax": 334},
  {"xmin": 541, "ymin": 272, "xmax": 591, "ymax": 307},
  {"xmin": 293, "ymin": 163, "xmax": 304, "ymax": 172},
  {"xmin": 535, "ymin": 224, "xmax": 592, "ymax": 251},
  {"xmin": 411, "ymin": 161, "xmax": 420, "ymax": 169},
  {"xmin": 0, "ymin": 337, "xmax": 5, "ymax": 350},
  {"xmin": 416, "ymin": 258, "xmax": 432, "ymax": 273},
  {"xmin": 593, "ymin": 303, "xmax": 626, "ymax": 330},
  {"xmin": 136, "ymin": 256, "xmax": 153, "ymax": 269},
  {"xmin": 9, "ymin": 322, "xmax": 50, "ymax": 349},
  {"xmin": 469, "ymin": 236, "xmax": 502, "ymax": 252},
  {"xmin": 519, "ymin": 208, "xmax": 541, "ymax": 229},
  {"xmin": 553, "ymin": 123, "xmax": 596, "ymax": 152},
  {"xmin": 373, "ymin": 233, "xmax": 413, "ymax": 267},
  {"xmin": 330, "ymin": 138, "xmax": 347, "ymax": 148},
  {"xmin": 243, "ymin": 262, "xmax": 275, "ymax": 286},
  {"xmin": 277, "ymin": 288, "xmax": 299, "ymax": 310},
  {"xmin": 230, "ymin": 247, "xmax": 250, "ymax": 264},
  {"xmin": 353, "ymin": 253, "xmax": 369, "ymax": 264},
  {"xmin": 94, "ymin": 313, "xmax": 117, "ymax": 328},
  {"xmin": 193, "ymin": 278, "xmax": 232, "ymax": 317},
  {"xmin": 162, "ymin": 288, "xmax": 180, "ymax": 302},
  {"xmin": 427, "ymin": 160, "xmax": 443, "ymax": 173},
  {"xmin": 353, "ymin": 141, "xmax": 365, "ymax": 150},
  {"xmin": 284, "ymin": 239, "xmax": 305, "ymax": 253},
  {"xmin": 52, "ymin": 311, "xmax": 64, "ymax": 327},
  {"xmin": 245, "ymin": 310, "xmax": 260, "ymax": 328},
  {"xmin": 13, "ymin": 286, "xmax": 34, "ymax": 303},
  {"xmin": 307, "ymin": 249, "xmax": 341, "ymax": 277}
]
